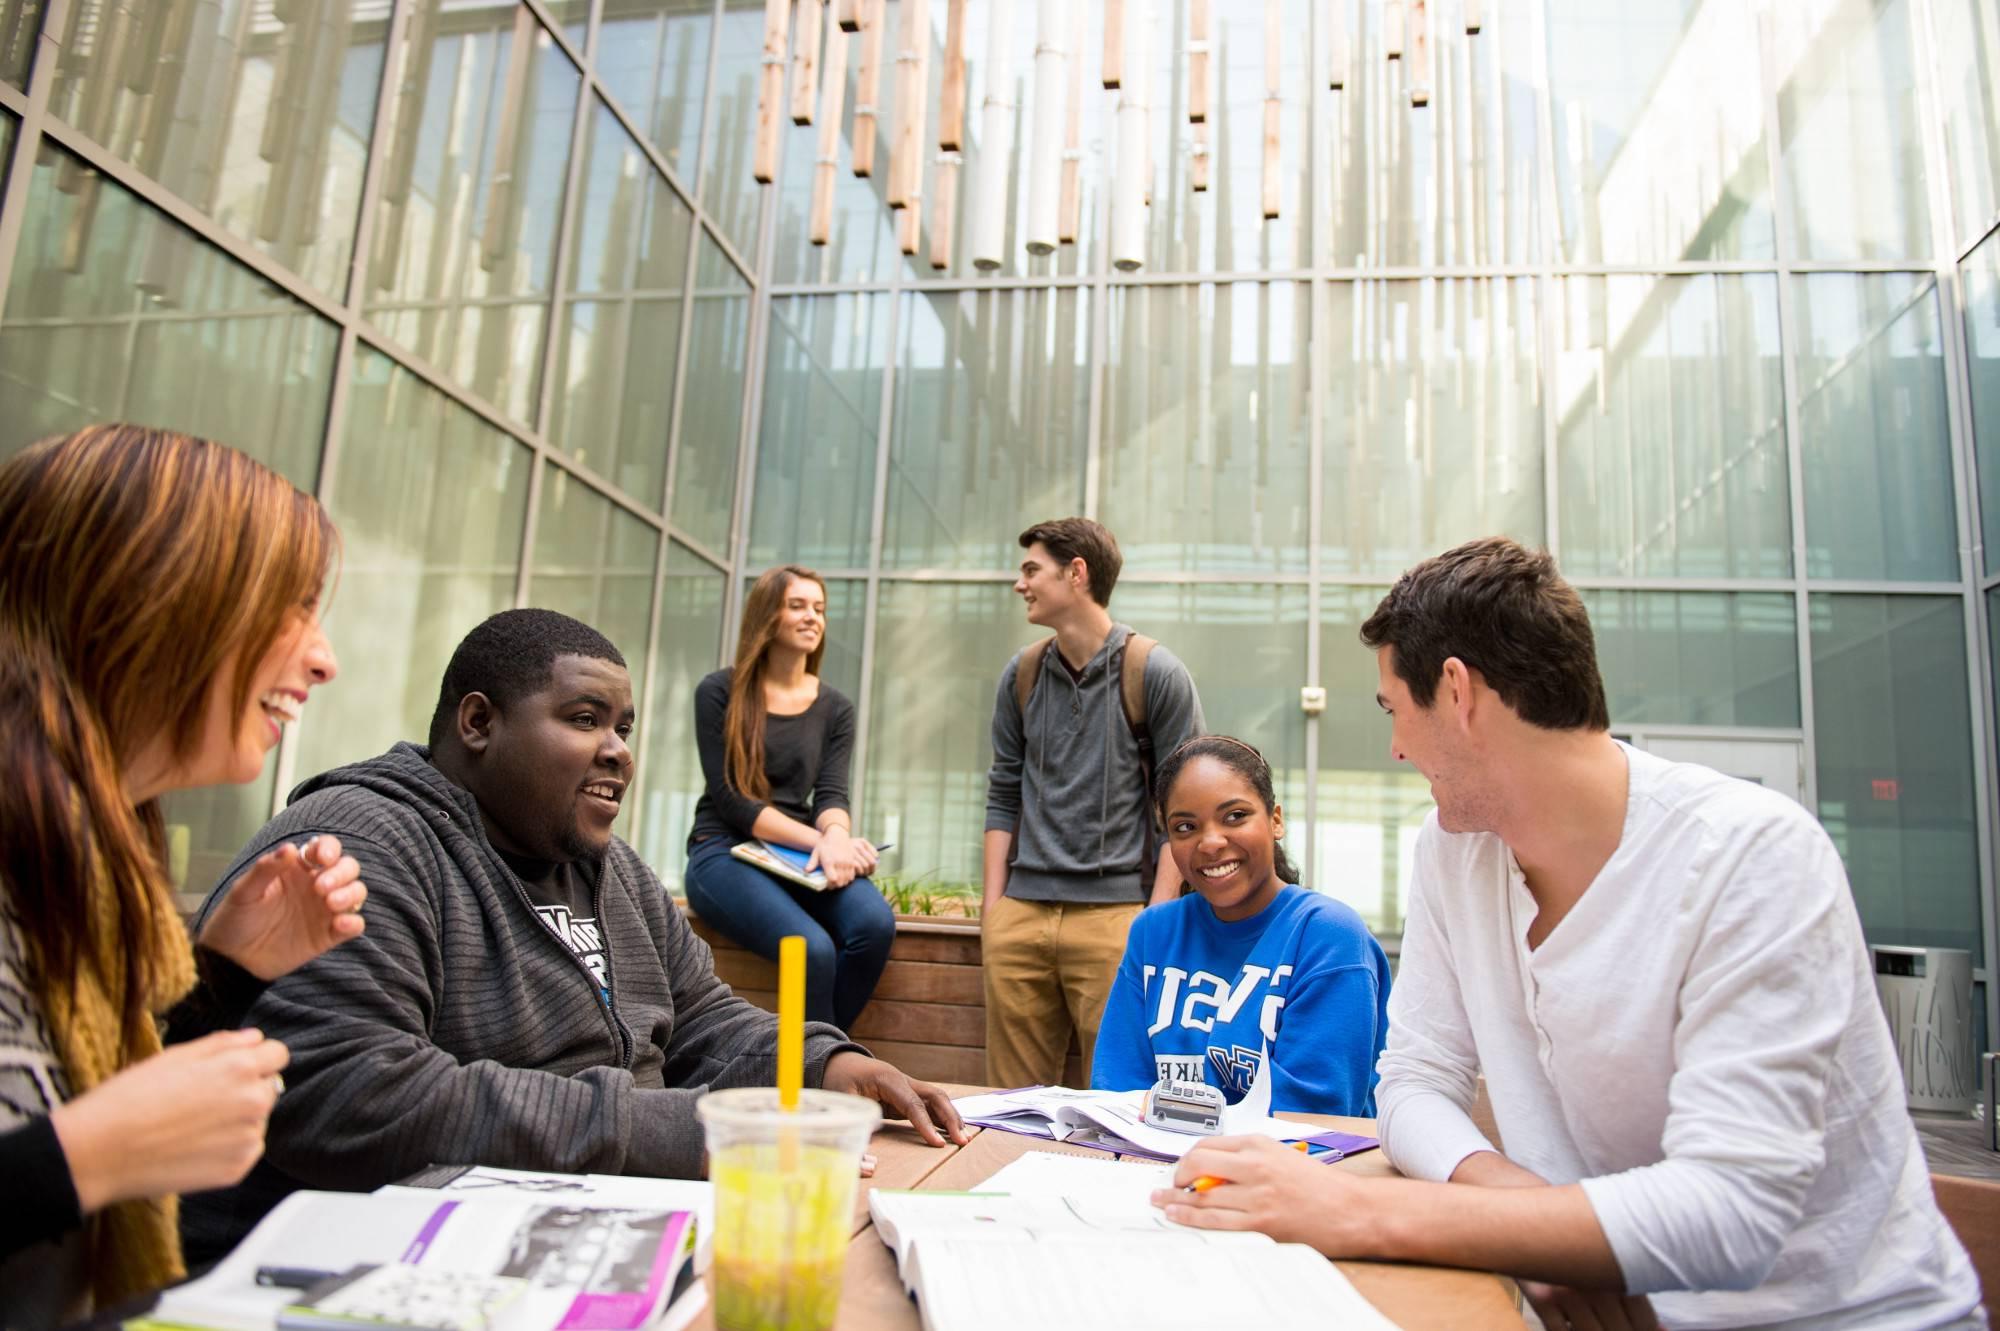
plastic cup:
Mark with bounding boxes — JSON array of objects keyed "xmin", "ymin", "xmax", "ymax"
[{"xmin": 697, "ymin": 1087, "xmax": 881, "ymax": 1331}]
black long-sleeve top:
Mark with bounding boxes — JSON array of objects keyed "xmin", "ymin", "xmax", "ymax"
[{"xmin": 686, "ymin": 669, "xmax": 856, "ymax": 849}]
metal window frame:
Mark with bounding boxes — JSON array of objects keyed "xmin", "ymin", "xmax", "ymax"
[{"xmin": 0, "ymin": 0, "xmax": 1991, "ymax": 992}]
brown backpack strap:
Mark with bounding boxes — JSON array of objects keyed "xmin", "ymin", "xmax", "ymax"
[
  {"xmin": 1120, "ymin": 635, "xmax": 1159, "ymax": 838},
  {"xmin": 1014, "ymin": 637, "xmax": 1057, "ymax": 717},
  {"xmin": 1120, "ymin": 634, "xmax": 1154, "ymax": 740}
]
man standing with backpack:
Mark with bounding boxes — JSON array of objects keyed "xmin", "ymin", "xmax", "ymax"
[{"xmin": 982, "ymin": 518, "xmax": 1205, "ymax": 1089}]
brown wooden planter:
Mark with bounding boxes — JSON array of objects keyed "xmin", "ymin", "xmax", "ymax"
[{"xmin": 686, "ymin": 913, "xmax": 1083, "ymax": 1087}]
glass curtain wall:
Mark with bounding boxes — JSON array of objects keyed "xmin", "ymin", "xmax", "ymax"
[
  {"xmin": 0, "ymin": 0, "xmax": 765, "ymax": 899},
  {"xmin": 734, "ymin": 0, "xmax": 2000, "ymax": 1047},
  {"xmin": 1, "ymin": 0, "xmax": 1998, "ymax": 1045}
]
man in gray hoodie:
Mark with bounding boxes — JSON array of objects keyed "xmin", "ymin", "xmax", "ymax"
[
  {"xmin": 983, "ymin": 519, "xmax": 1205, "ymax": 1089},
  {"xmin": 182, "ymin": 609, "xmax": 964, "ymax": 1263}
]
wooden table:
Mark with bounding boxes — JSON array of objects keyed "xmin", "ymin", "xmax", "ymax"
[{"xmin": 693, "ymin": 1090, "xmax": 1526, "ymax": 1330}]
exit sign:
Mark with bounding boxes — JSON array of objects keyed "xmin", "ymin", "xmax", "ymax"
[{"xmin": 1872, "ymin": 779, "xmax": 1900, "ymax": 801}]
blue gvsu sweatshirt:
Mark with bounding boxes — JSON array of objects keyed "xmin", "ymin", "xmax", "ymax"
[{"xmin": 1090, "ymin": 884, "xmax": 1392, "ymax": 1116}]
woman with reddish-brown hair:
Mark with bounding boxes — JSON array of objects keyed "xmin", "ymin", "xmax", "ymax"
[
  {"xmin": 683, "ymin": 564, "xmax": 894, "ymax": 1031},
  {"xmin": 0, "ymin": 425, "xmax": 368, "ymax": 1323}
]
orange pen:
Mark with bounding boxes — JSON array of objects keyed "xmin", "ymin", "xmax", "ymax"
[{"xmin": 1183, "ymin": 1140, "xmax": 1312, "ymax": 1193}]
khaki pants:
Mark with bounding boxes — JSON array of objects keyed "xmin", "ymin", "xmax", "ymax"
[{"xmin": 981, "ymin": 896, "xmax": 1142, "ymax": 1089}]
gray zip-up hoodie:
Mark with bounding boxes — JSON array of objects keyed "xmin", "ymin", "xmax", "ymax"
[
  {"xmin": 985, "ymin": 623, "xmax": 1205, "ymax": 903},
  {"xmin": 179, "ymin": 743, "xmax": 860, "ymax": 1263}
]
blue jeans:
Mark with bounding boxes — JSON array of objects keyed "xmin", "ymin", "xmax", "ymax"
[{"xmin": 683, "ymin": 837, "xmax": 896, "ymax": 1030}]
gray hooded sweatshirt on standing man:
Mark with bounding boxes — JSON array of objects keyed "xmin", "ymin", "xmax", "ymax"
[{"xmin": 985, "ymin": 623, "xmax": 1205, "ymax": 904}]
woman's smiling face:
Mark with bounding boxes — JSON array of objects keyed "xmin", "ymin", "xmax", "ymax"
[{"xmin": 1163, "ymin": 755, "xmax": 1285, "ymax": 923}]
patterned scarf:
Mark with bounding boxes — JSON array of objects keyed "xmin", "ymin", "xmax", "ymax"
[{"xmin": 39, "ymin": 868, "xmax": 197, "ymax": 1314}]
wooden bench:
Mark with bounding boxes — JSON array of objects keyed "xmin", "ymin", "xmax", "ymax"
[{"xmin": 687, "ymin": 914, "xmax": 1084, "ymax": 1086}]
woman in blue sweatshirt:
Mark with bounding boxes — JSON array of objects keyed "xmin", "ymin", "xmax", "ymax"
[{"xmin": 1091, "ymin": 735, "xmax": 1391, "ymax": 1116}]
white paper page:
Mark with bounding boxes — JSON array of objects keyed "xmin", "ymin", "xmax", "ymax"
[
  {"xmin": 154, "ymin": 1191, "xmax": 456, "ymax": 1331},
  {"xmin": 870, "ymin": 1189, "xmax": 1229, "ymax": 1269},
  {"xmin": 951, "ymin": 1086, "xmax": 1106, "ymax": 1137},
  {"xmin": 975, "ymin": 1149, "xmax": 1176, "ymax": 1201},
  {"xmin": 377, "ymin": 1168, "xmax": 716, "ymax": 1273},
  {"xmin": 910, "ymin": 1233, "xmax": 1404, "ymax": 1331},
  {"xmin": 1061, "ymin": 1095, "xmax": 1304, "ymax": 1160}
]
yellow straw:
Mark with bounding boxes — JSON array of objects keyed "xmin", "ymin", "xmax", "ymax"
[{"xmin": 778, "ymin": 934, "xmax": 805, "ymax": 1111}]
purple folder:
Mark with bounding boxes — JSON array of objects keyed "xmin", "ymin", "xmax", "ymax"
[{"xmin": 1296, "ymin": 1129, "xmax": 1380, "ymax": 1159}]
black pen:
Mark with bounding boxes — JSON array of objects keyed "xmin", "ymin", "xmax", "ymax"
[{"xmin": 255, "ymin": 1265, "xmax": 337, "ymax": 1290}]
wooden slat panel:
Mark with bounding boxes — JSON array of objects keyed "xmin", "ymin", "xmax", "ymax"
[
  {"xmin": 874, "ymin": 959, "xmax": 986, "ymax": 1005},
  {"xmin": 877, "ymin": 931, "xmax": 980, "ymax": 964},
  {"xmin": 835, "ymin": 0, "xmax": 861, "ymax": 32},
  {"xmin": 852, "ymin": 998, "xmax": 985, "ymax": 1046},
  {"xmin": 691, "ymin": 920, "xmax": 981, "ymax": 966},
  {"xmin": 861, "ymin": 1039, "xmax": 987, "ymax": 1085},
  {"xmin": 716, "ymin": 956, "xmax": 986, "ymax": 1009},
  {"xmin": 713, "ymin": 949, "xmax": 781, "ymax": 991}
]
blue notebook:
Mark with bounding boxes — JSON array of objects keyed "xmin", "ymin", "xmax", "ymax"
[{"xmin": 728, "ymin": 839, "xmax": 893, "ymax": 891}]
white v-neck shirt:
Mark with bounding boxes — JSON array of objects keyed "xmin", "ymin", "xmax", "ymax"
[{"xmin": 1375, "ymin": 743, "xmax": 1981, "ymax": 1331}]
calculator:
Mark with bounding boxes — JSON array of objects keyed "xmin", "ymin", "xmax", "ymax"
[{"xmin": 1142, "ymin": 1076, "xmax": 1224, "ymax": 1136}]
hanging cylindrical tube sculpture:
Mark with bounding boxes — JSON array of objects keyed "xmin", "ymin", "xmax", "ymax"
[
  {"xmin": 1329, "ymin": 0, "xmax": 1347, "ymax": 88},
  {"xmin": 1103, "ymin": 0, "xmax": 1124, "ymax": 88},
  {"xmin": 1409, "ymin": 0, "xmax": 1430, "ymax": 105},
  {"xmin": 887, "ymin": 0, "xmax": 930, "ymax": 209},
  {"xmin": 754, "ymin": 0, "xmax": 791, "ymax": 182},
  {"xmin": 810, "ymin": 20, "xmax": 850, "ymax": 244},
  {"xmin": 931, "ymin": 150, "xmax": 962, "ymax": 267},
  {"xmin": 792, "ymin": 0, "xmax": 822, "ymax": 123},
  {"xmin": 970, "ymin": 0, "xmax": 1016, "ymax": 268},
  {"xmin": 1188, "ymin": 0, "xmax": 1209, "ymax": 123},
  {"xmin": 1111, "ymin": 0, "xmax": 1151, "ymax": 269},
  {"xmin": 852, "ymin": 0, "xmax": 885, "ymax": 176},
  {"xmin": 1059, "ymin": 0, "xmax": 1085, "ymax": 243},
  {"xmin": 1025, "ymin": 0, "xmax": 1067, "ymax": 255},
  {"xmin": 1263, "ymin": 0, "xmax": 1281, "ymax": 220},
  {"xmin": 940, "ymin": 0, "xmax": 969, "ymax": 149}
]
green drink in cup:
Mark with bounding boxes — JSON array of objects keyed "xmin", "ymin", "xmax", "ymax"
[{"xmin": 699, "ymin": 1087, "xmax": 881, "ymax": 1331}]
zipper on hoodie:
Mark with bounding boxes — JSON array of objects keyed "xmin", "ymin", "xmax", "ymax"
[
  {"xmin": 587, "ymin": 868, "xmax": 634, "ymax": 1069},
  {"xmin": 492, "ymin": 847, "xmax": 635, "ymax": 1070}
]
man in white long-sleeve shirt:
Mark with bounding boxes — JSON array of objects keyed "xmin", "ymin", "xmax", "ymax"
[{"xmin": 1153, "ymin": 537, "xmax": 1982, "ymax": 1331}]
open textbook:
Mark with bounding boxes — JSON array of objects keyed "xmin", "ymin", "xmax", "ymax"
[
  {"xmin": 870, "ymin": 1150, "xmax": 1402, "ymax": 1331},
  {"xmin": 949, "ymin": 1083, "xmax": 1378, "ymax": 1162},
  {"xmin": 146, "ymin": 1169, "xmax": 713, "ymax": 1331}
]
